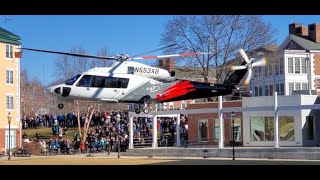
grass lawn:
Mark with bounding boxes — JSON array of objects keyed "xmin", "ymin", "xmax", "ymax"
[{"xmin": 22, "ymin": 127, "xmax": 82, "ymax": 141}]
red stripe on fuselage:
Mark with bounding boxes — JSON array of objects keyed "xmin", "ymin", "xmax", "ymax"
[{"xmin": 156, "ymin": 80, "xmax": 196, "ymax": 102}]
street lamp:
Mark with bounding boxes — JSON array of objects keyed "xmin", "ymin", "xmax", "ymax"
[
  {"xmin": 116, "ymin": 113, "xmax": 121, "ymax": 159},
  {"xmin": 7, "ymin": 112, "xmax": 12, "ymax": 161},
  {"xmin": 231, "ymin": 111, "xmax": 235, "ymax": 160}
]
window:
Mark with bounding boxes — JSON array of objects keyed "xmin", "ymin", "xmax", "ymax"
[
  {"xmin": 251, "ymin": 116, "xmax": 294, "ymax": 141},
  {"xmin": 265, "ymin": 85, "xmax": 269, "ymax": 96},
  {"xmin": 6, "ymin": 70, "xmax": 13, "ymax": 84},
  {"xmin": 231, "ymin": 118, "xmax": 241, "ymax": 142},
  {"xmin": 76, "ymin": 75, "xmax": 92, "ymax": 87},
  {"xmin": 251, "ymin": 117, "xmax": 274, "ymax": 141},
  {"xmin": 280, "ymin": 83, "xmax": 284, "ymax": 95},
  {"xmin": 6, "ymin": 44, "xmax": 13, "ymax": 59},
  {"xmin": 295, "ymin": 58, "xmax": 300, "ymax": 73},
  {"xmin": 295, "ymin": 83, "xmax": 301, "ymax": 90},
  {"xmin": 306, "ymin": 116, "xmax": 314, "ymax": 140},
  {"xmin": 264, "ymin": 66, "xmax": 268, "ymax": 76},
  {"xmin": 259, "ymin": 86, "xmax": 262, "ymax": 96},
  {"xmin": 268, "ymin": 63, "xmax": 273, "ymax": 76},
  {"xmin": 301, "ymin": 58, "xmax": 307, "ymax": 74},
  {"xmin": 5, "ymin": 129, "xmax": 16, "ymax": 151},
  {"xmin": 279, "ymin": 116, "xmax": 294, "ymax": 141},
  {"xmin": 254, "ymin": 86, "xmax": 258, "ymax": 96},
  {"xmin": 302, "ymin": 83, "xmax": 308, "ymax": 90},
  {"xmin": 65, "ymin": 74, "xmax": 81, "ymax": 85},
  {"xmin": 214, "ymin": 119, "xmax": 220, "ymax": 142},
  {"xmin": 198, "ymin": 119, "xmax": 208, "ymax": 141},
  {"xmin": 269, "ymin": 85, "xmax": 273, "ymax": 96},
  {"xmin": 279, "ymin": 60, "xmax": 284, "ymax": 74},
  {"xmin": 275, "ymin": 64, "xmax": 279, "ymax": 75},
  {"xmin": 168, "ymin": 102, "xmax": 174, "ymax": 110},
  {"xmin": 6, "ymin": 95, "xmax": 14, "ymax": 110},
  {"xmin": 288, "ymin": 58, "xmax": 293, "ymax": 73},
  {"xmin": 127, "ymin": 66, "xmax": 134, "ymax": 74},
  {"xmin": 317, "ymin": 79, "xmax": 320, "ymax": 89},
  {"xmin": 254, "ymin": 68, "xmax": 258, "ymax": 78},
  {"xmin": 181, "ymin": 101, "xmax": 187, "ymax": 110},
  {"xmin": 289, "ymin": 83, "xmax": 294, "ymax": 95}
]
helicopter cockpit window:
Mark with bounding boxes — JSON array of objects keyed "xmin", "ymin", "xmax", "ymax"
[
  {"xmin": 127, "ymin": 66, "xmax": 134, "ymax": 74},
  {"xmin": 76, "ymin": 75, "xmax": 92, "ymax": 87},
  {"xmin": 65, "ymin": 74, "xmax": 81, "ymax": 85}
]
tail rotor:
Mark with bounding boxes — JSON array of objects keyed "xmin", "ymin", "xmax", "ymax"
[{"xmin": 231, "ymin": 48, "xmax": 267, "ymax": 86}]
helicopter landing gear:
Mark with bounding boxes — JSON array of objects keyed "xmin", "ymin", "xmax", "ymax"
[
  {"xmin": 134, "ymin": 102, "xmax": 150, "ymax": 114},
  {"xmin": 58, "ymin": 103, "xmax": 64, "ymax": 109},
  {"xmin": 135, "ymin": 108, "xmax": 141, "ymax": 114}
]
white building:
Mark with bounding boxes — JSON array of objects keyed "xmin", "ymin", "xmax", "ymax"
[{"xmin": 252, "ymin": 23, "xmax": 320, "ymax": 97}]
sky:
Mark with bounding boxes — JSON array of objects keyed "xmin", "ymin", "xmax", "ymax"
[{"xmin": 1, "ymin": 15, "xmax": 320, "ymax": 86}]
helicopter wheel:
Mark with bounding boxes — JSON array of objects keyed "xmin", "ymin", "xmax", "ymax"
[
  {"xmin": 135, "ymin": 108, "xmax": 141, "ymax": 114},
  {"xmin": 58, "ymin": 103, "xmax": 64, "ymax": 109},
  {"xmin": 143, "ymin": 108, "xmax": 149, "ymax": 114}
]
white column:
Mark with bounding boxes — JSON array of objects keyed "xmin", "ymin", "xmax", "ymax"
[
  {"xmin": 129, "ymin": 112, "xmax": 134, "ymax": 149},
  {"xmin": 274, "ymin": 92, "xmax": 279, "ymax": 148},
  {"xmin": 176, "ymin": 114, "xmax": 180, "ymax": 147},
  {"xmin": 152, "ymin": 114, "xmax": 158, "ymax": 149},
  {"xmin": 218, "ymin": 96, "xmax": 224, "ymax": 149}
]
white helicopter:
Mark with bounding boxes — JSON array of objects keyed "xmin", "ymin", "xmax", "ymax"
[{"xmin": 20, "ymin": 47, "xmax": 266, "ymax": 114}]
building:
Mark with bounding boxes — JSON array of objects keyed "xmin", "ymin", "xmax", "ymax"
[
  {"xmin": 186, "ymin": 23, "xmax": 320, "ymax": 147},
  {"xmin": 0, "ymin": 27, "xmax": 22, "ymax": 153},
  {"xmin": 187, "ymin": 94, "xmax": 320, "ymax": 147},
  {"xmin": 252, "ymin": 23, "xmax": 320, "ymax": 97}
]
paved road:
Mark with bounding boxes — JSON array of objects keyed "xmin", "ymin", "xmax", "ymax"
[{"xmin": 1, "ymin": 154, "xmax": 320, "ymax": 165}]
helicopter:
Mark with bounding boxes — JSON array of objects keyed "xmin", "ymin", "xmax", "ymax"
[{"xmin": 19, "ymin": 47, "xmax": 266, "ymax": 114}]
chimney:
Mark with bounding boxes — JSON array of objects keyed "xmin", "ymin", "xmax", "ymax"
[
  {"xmin": 158, "ymin": 58, "xmax": 174, "ymax": 72},
  {"xmin": 289, "ymin": 23, "xmax": 302, "ymax": 34},
  {"xmin": 308, "ymin": 23, "xmax": 320, "ymax": 43},
  {"xmin": 289, "ymin": 23, "xmax": 308, "ymax": 37}
]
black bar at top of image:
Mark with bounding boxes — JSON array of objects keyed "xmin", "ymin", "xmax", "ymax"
[{"xmin": 2, "ymin": 0, "xmax": 320, "ymax": 15}]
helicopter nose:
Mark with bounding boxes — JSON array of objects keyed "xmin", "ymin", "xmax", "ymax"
[{"xmin": 47, "ymin": 85, "xmax": 61, "ymax": 95}]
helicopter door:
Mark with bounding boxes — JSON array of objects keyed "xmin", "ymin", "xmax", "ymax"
[
  {"xmin": 108, "ymin": 77, "xmax": 129, "ymax": 100},
  {"xmin": 74, "ymin": 75, "xmax": 96, "ymax": 100}
]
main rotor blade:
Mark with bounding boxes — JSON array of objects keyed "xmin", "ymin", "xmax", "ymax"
[
  {"xmin": 131, "ymin": 43, "xmax": 177, "ymax": 58},
  {"xmin": 20, "ymin": 48, "xmax": 116, "ymax": 60},
  {"xmin": 244, "ymin": 69, "xmax": 252, "ymax": 86},
  {"xmin": 132, "ymin": 52, "xmax": 210, "ymax": 60},
  {"xmin": 239, "ymin": 49, "xmax": 251, "ymax": 64},
  {"xmin": 252, "ymin": 57, "xmax": 267, "ymax": 67}
]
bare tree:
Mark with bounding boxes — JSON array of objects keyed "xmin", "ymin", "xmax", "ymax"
[{"xmin": 160, "ymin": 15, "xmax": 277, "ymax": 84}]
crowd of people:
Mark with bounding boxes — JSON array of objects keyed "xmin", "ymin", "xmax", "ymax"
[{"xmin": 21, "ymin": 110, "xmax": 189, "ymax": 154}]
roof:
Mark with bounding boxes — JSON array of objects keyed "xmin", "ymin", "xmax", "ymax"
[
  {"xmin": 0, "ymin": 27, "xmax": 21, "ymax": 45},
  {"xmin": 279, "ymin": 34, "xmax": 320, "ymax": 51}
]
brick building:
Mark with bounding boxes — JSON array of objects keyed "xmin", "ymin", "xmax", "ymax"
[
  {"xmin": 187, "ymin": 101, "xmax": 243, "ymax": 146},
  {"xmin": 0, "ymin": 27, "xmax": 22, "ymax": 153}
]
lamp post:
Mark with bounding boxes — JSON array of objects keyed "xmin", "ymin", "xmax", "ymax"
[
  {"xmin": 231, "ymin": 111, "xmax": 235, "ymax": 160},
  {"xmin": 7, "ymin": 112, "xmax": 12, "ymax": 161},
  {"xmin": 116, "ymin": 113, "xmax": 121, "ymax": 159}
]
